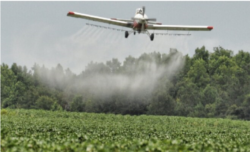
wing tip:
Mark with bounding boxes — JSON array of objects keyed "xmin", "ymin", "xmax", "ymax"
[
  {"xmin": 207, "ymin": 26, "xmax": 213, "ymax": 30},
  {"xmin": 67, "ymin": 11, "xmax": 75, "ymax": 16}
]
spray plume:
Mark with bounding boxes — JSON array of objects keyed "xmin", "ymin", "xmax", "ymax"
[
  {"xmin": 36, "ymin": 49, "xmax": 185, "ymax": 103},
  {"xmin": 11, "ymin": 23, "xmax": 187, "ymax": 103}
]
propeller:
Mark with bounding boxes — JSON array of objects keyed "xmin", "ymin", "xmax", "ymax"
[
  {"xmin": 142, "ymin": 6, "xmax": 156, "ymax": 21},
  {"xmin": 131, "ymin": 6, "xmax": 157, "ymax": 21},
  {"xmin": 131, "ymin": 6, "xmax": 157, "ymax": 31},
  {"xmin": 142, "ymin": 6, "xmax": 145, "ymax": 17},
  {"xmin": 142, "ymin": 6, "xmax": 147, "ymax": 31}
]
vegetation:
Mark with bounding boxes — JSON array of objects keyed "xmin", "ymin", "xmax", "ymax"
[
  {"xmin": 1, "ymin": 46, "xmax": 250, "ymax": 120},
  {"xmin": 1, "ymin": 109, "xmax": 250, "ymax": 151}
]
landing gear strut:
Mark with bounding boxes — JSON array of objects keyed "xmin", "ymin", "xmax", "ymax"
[
  {"xmin": 145, "ymin": 30, "xmax": 154, "ymax": 41},
  {"xmin": 125, "ymin": 30, "xmax": 154, "ymax": 41},
  {"xmin": 125, "ymin": 31, "xmax": 129, "ymax": 38}
]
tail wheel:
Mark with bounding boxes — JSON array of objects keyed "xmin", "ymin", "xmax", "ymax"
[
  {"xmin": 150, "ymin": 33, "xmax": 154, "ymax": 41},
  {"xmin": 125, "ymin": 31, "xmax": 129, "ymax": 38}
]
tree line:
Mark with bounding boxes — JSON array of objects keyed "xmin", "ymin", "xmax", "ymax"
[{"xmin": 1, "ymin": 46, "xmax": 250, "ymax": 120}]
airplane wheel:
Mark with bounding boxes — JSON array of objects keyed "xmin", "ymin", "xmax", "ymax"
[
  {"xmin": 125, "ymin": 31, "xmax": 129, "ymax": 38},
  {"xmin": 150, "ymin": 33, "xmax": 154, "ymax": 41}
]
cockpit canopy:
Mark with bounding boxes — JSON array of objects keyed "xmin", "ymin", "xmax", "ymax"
[{"xmin": 135, "ymin": 8, "xmax": 143, "ymax": 15}]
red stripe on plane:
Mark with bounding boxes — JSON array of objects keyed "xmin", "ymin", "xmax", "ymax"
[
  {"xmin": 207, "ymin": 26, "xmax": 213, "ymax": 30},
  {"xmin": 68, "ymin": 12, "xmax": 75, "ymax": 15},
  {"xmin": 133, "ymin": 21, "xmax": 138, "ymax": 28}
]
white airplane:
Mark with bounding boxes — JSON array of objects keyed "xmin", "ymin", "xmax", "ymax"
[{"xmin": 67, "ymin": 6, "xmax": 213, "ymax": 41}]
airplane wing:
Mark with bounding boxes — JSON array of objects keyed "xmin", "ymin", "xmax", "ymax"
[
  {"xmin": 147, "ymin": 24, "xmax": 213, "ymax": 31},
  {"xmin": 115, "ymin": 18, "xmax": 133, "ymax": 22},
  {"xmin": 67, "ymin": 12, "xmax": 131, "ymax": 28}
]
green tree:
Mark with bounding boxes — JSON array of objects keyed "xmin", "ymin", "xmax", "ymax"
[
  {"xmin": 70, "ymin": 95, "xmax": 85, "ymax": 112},
  {"xmin": 148, "ymin": 91, "xmax": 175, "ymax": 115},
  {"xmin": 35, "ymin": 95, "xmax": 59, "ymax": 110},
  {"xmin": 241, "ymin": 94, "xmax": 250, "ymax": 120},
  {"xmin": 106, "ymin": 58, "xmax": 121, "ymax": 74},
  {"xmin": 210, "ymin": 46, "xmax": 233, "ymax": 61},
  {"xmin": 193, "ymin": 46, "xmax": 209, "ymax": 64},
  {"xmin": 187, "ymin": 59, "xmax": 210, "ymax": 88},
  {"xmin": 201, "ymin": 85, "xmax": 218, "ymax": 105},
  {"xmin": 176, "ymin": 81, "xmax": 202, "ymax": 116},
  {"xmin": 1, "ymin": 64, "xmax": 19, "ymax": 108}
]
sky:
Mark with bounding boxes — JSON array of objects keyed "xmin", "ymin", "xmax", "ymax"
[{"xmin": 1, "ymin": 1, "xmax": 250, "ymax": 74}]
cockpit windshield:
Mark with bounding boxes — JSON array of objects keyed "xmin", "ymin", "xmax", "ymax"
[{"xmin": 136, "ymin": 8, "xmax": 143, "ymax": 15}]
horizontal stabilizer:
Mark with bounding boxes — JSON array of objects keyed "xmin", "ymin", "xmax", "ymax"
[{"xmin": 146, "ymin": 18, "xmax": 157, "ymax": 21}]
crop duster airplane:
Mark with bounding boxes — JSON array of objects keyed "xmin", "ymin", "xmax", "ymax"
[{"xmin": 67, "ymin": 6, "xmax": 213, "ymax": 41}]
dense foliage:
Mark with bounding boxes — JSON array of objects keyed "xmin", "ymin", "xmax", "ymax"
[
  {"xmin": 1, "ymin": 109, "xmax": 250, "ymax": 151},
  {"xmin": 1, "ymin": 46, "xmax": 250, "ymax": 120}
]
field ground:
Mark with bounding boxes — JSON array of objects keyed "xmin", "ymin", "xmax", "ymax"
[{"xmin": 1, "ymin": 109, "xmax": 250, "ymax": 151}]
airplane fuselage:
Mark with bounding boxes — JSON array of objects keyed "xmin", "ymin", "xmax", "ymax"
[
  {"xmin": 133, "ymin": 14, "xmax": 148, "ymax": 32},
  {"xmin": 132, "ymin": 8, "xmax": 149, "ymax": 33}
]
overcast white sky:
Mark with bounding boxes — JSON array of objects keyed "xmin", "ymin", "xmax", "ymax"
[{"xmin": 1, "ymin": 1, "xmax": 250, "ymax": 74}]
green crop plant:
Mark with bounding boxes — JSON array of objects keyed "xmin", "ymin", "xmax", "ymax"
[{"xmin": 1, "ymin": 109, "xmax": 250, "ymax": 151}]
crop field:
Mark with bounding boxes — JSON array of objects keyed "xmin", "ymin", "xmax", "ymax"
[{"xmin": 1, "ymin": 109, "xmax": 250, "ymax": 152}]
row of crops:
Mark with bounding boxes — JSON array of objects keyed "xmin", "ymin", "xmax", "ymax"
[{"xmin": 1, "ymin": 109, "xmax": 250, "ymax": 151}]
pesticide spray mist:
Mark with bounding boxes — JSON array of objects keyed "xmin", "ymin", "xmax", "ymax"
[
  {"xmin": 16, "ymin": 23, "xmax": 187, "ymax": 106},
  {"xmin": 67, "ymin": 25, "xmax": 187, "ymax": 100},
  {"xmin": 75, "ymin": 50, "xmax": 185, "ymax": 100}
]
